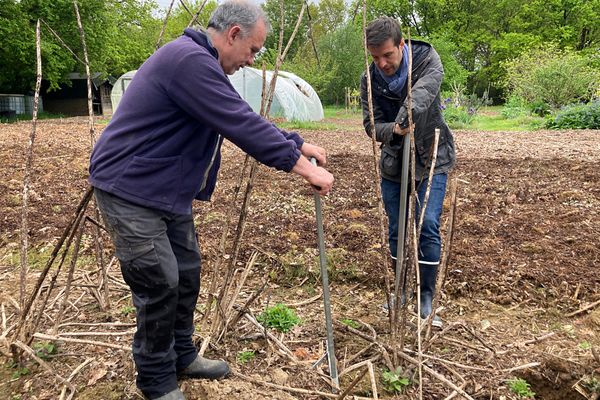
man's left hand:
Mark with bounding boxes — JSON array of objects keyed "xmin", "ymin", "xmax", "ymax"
[{"xmin": 300, "ymin": 143, "xmax": 327, "ymax": 166}]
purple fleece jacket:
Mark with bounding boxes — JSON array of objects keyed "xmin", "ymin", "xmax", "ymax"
[{"xmin": 89, "ymin": 29, "xmax": 304, "ymax": 214}]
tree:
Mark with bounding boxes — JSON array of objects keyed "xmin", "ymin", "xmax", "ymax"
[
  {"xmin": 262, "ymin": 0, "xmax": 311, "ymax": 61},
  {"xmin": 0, "ymin": 0, "xmax": 162, "ymax": 93}
]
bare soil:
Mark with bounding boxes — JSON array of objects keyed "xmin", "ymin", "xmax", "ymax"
[{"xmin": 0, "ymin": 114, "xmax": 599, "ymax": 400}]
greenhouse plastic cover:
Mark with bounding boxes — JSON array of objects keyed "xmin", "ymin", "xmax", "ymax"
[
  {"xmin": 228, "ymin": 67, "xmax": 324, "ymax": 121},
  {"xmin": 111, "ymin": 68, "xmax": 323, "ymax": 122}
]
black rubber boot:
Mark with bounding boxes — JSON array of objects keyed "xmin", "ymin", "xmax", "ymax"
[
  {"xmin": 179, "ymin": 356, "xmax": 230, "ymax": 380},
  {"xmin": 419, "ymin": 263, "xmax": 442, "ymax": 327}
]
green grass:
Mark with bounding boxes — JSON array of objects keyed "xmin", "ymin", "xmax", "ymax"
[
  {"xmin": 277, "ymin": 106, "xmax": 361, "ymax": 131},
  {"xmin": 323, "ymin": 105, "xmax": 361, "ymax": 119},
  {"xmin": 277, "ymin": 119, "xmax": 339, "ymax": 131},
  {"xmin": 466, "ymin": 106, "xmax": 545, "ymax": 131}
]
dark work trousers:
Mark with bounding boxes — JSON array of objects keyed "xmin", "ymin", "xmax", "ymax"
[{"xmin": 94, "ymin": 188, "xmax": 200, "ymax": 399}]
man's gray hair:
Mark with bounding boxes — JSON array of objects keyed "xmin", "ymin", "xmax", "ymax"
[{"xmin": 208, "ymin": 0, "xmax": 271, "ymax": 36}]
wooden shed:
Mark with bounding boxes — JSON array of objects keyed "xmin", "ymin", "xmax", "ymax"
[{"xmin": 42, "ymin": 73, "xmax": 116, "ymax": 117}]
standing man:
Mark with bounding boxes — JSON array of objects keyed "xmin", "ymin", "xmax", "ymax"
[
  {"xmin": 360, "ymin": 17, "xmax": 455, "ymax": 327},
  {"xmin": 89, "ymin": 2, "xmax": 333, "ymax": 399}
]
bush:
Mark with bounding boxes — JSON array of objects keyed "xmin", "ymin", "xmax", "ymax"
[
  {"xmin": 442, "ymin": 103, "xmax": 476, "ymax": 128},
  {"xmin": 504, "ymin": 44, "xmax": 600, "ymax": 110},
  {"xmin": 501, "ymin": 96, "xmax": 529, "ymax": 119},
  {"xmin": 545, "ymin": 100, "xmax": 600, "ymax": 129},
  {"xmin": 441, "ymin": 83, "xmax": 491, "ymax": 128}
]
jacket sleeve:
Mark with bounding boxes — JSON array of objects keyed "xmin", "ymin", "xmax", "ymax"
[
  {"xmin": 395, "ymin": 47, "xmax": 444, "ymax": 127},
  {"xmin": 360, "ymin": 71, "xmax": 395, "ymax": 145},
  {"xmin": 167, "ymin": 51, "xmax": 302, "ymax": 172},
  {"xmin": 279, "ymin": 128, "xmax": 304, "ymax": 149}
]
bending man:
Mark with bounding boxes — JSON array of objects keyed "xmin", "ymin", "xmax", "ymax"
[{"xmin": 89, "ymin": 2, "xmax": 333, "ymax": 399}]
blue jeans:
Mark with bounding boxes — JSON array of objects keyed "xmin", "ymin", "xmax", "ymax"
[
  {"xmin": 94, "ymin": 188, "xmax": 201, "ymax": 399},
  {"xmin": 381, "ymin": 174, "xmax": 447, "ymax": 263}
]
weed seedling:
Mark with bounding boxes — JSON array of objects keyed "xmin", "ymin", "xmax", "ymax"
[
  {"xmin": 6, "ymin": 360, "xmax": 30, "ymax": 380},
  {"xmin": 578, "ymin": 341, "xmax": 591, "ymax": 350},
  {"xmin": 381, "ymin": 367, "xmax": 410, "ymax": 394},
  {"xmin": 237, "ymin": 350, "xmax": 255, "ymax": 364},
  {"xmin": 257, "ymin": 303, "xmax": 300, "ymax": 333},
  {"xmin": 120, "ymin": 305, "xmax": 136, "ymax": 316},
  {"xmin": 340, "ymin": 319, "xmax": 360, "ymax": 329},
  {"xmin": 582, "ymin": 375, "xmax": 600, "ymax": 393},
  {"xmin": 507, "ymin": 377, "xmax": 535, "ymax": 398},
  {"xmin": 33, "ymin": 341, "xmax": 58, "ymax": 361}
]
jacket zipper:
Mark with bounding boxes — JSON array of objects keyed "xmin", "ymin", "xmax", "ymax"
[{"xmin": 199, "ymin": 134, "xmax": 223, "ymax": 192}]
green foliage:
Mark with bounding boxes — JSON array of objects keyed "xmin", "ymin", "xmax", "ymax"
[
  {"xmin": 340, "ymin": 318, "xmax": 359, "ymax": 329},
  {"xmin": 381, "ymin": 367, "xmax": 410, "ymax": 394},
  {"xmin": 158, "ymin": 1, "xmax": 217, "ymax": 46},
  {"xmin": 582, "ymin": 375, "xmax": 600, "ymax": 393},
  {"xmin": 257, "ymin": 303, "xmax": 301, "ymax": 333},
  {"xmin": 578, "ymin": 341, "xmax": 592, "ymax": 350},
  {"xmin": 6, "ymin": 359, "xmax": 30, "ymax": 379},
  {"xmin": 441, "ymin": 83, "xmax": 491, "ymax": 128},
  {"xmin": 504, "ymin": 44, "xmax": 600, "ymax": 110},
  {"xmin": 236, "ymin": 350, "xmax": 255, "ymax": 364},
  {"xmin": 428, "ymin": 34, "xmax": 469, "ymax": 92},
  {"xmin": 501, "ymin": 96, "xmax": 530, "ymax": 119},
  {"xmin": 545, "ymin": 100, "xmax": 600, "ymax": 129},
  {"xmin": 33, "ymin": 341, "xmax": 58, "ymax": 361},
  {"xmin": 0, "ymin": 0, "xmax": 163, "ymax": 93},
  {"xmin": 263, "ymin": 0, "xmax": 311, "ymax": 61},
  {"xmin": 507, "ymin": 377, "xmax": 536, "ymax": 399},
  {"xmin": 283, "ymin": 22, "xmax": 364, "ymax": 105},
  {"xmin": 443, "ymin": 103, "xmax": 476, "ymax": 128},
  {"xmin": 120, "ymin": 305, "xmax": 136, "ymax": 316}
]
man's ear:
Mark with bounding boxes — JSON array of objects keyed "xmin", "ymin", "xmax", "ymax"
[
  {"xmin": 399, "ymin": 38, "xmax": 405, "ymax": 47},
  {"xmin": 227, "ymin": 25, "xmax": 242, "ymax": 44}
]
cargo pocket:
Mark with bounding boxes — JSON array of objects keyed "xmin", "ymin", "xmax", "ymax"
[
  {"xmin": 380, "ymin": 146, "xmax": 402, "ymax": 178},
  {"xmin": 116, "ymin": 240, "xmax": 167, "ymax": 292}
]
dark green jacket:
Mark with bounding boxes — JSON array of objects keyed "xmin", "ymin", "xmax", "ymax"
[{"xmin": 360, "ymin": 40, "xmax": 455, "ymax": 182}]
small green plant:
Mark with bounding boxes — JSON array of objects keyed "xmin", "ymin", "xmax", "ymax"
[
  {"xmin": 507, "ymin": 377, "xmax": 535, "ymax": 398},
  {"xmin": 340, "ymin": 318, "xmax": 359, "ymax": 329},
  {"xmin": 120, "ymin": 305, "xmax": 136, "ymax": 316},
  {"xmin": 6, "ymin": 358, "xmax": 29, "ymax": 379},
  {"xmin": 578, "ymin": 341, "xmax": 592, "ymax": 350},
  {"xmin": 257, "ymin": 303, "xmax": 301, "ymax": 333},
  {"xmin": 381, "ymin": 367, "xmax": 410, "ymax": 393},
  {"xmin": 237, "ymin": 350, "xmax": 256, "ymax": 364},
  {"xmin": 582, "ymin": 375, "xmax": 600, "ymax": 393},
  {"xmin": 33, "ymin": 341, "xmax": 58, "ymax": 361}
]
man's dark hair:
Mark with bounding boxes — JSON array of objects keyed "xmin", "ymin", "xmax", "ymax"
[{"xmin": 366, "ymin": 17, "xmax": 403, "ymax": 47}]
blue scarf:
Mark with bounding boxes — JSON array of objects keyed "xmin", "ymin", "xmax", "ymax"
[{"xmin": 376, "ymin": 43, "xmax": 409, "ymax": 97}]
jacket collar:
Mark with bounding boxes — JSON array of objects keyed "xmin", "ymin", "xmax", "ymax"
[{"xmin": 183, "ymin": 28, "xmax": 219, "ymax": 59}]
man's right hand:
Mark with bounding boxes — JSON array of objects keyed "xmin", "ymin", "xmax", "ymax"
[
  {"xmin": 393, "ymin": 122, "xmax": 414, "ymax": 135},
  {"xmin": 291, "ymin": 156, "xmax": 334, "ymax": 195}
]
